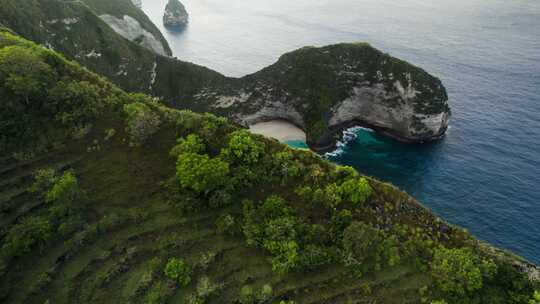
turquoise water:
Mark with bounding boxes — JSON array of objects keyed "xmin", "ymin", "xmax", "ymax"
[
  {"xmin": 142, "ymin": 0, "xmax": 540, "ymax": 263},
  {"xmin": 285, "ymin": 140, "xmax": 309, "ymax": 149}
]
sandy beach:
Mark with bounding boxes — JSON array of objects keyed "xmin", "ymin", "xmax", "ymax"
[{"xmin": 249, "ymin": 120, "xmax": 306, "ymax": 143}]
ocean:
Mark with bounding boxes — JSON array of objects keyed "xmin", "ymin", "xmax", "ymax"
[{"xmin": 141, "ymin": 0, "xmax": 540, "ymax": 264}]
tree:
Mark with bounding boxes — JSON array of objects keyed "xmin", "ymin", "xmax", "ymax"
[
  {"xmin": 45, "ymin": 171, "xmax": 81, "ymax": 205},
  {"xmin": 430, "ymin": 247, "xmax": 496, "ymax": 296},
  {"xmin": 47, "ymin": 80, "xmax": 103, "ymax": 126},
  {"xmin": 123, "ymin": 102, "xmax": 161, "ymax": 146},
  {"xmin": 170, "ymin": 134, "xmax": 205, "ymax": 157},
  {"xmin": 164, "ymin": 258, "xmax": 192, "ymax": 286},
  {"xmin": 342, "ymin": 221, "xmax": 384, "ymax": 266},
  {"xmin": 1, "ymin": 216, "xmax": 52, "ymax": 260},
  {"xmin": 0, "ymin": 46, "xmax": 54, "ymax": 105},
  {"xmin": 176, "ymin": 153, "xmax": 230, "ymax": 194},
  {"xmin": 221, "ymin": 130, "xmax": 264, "ymax": 164},
  {"xmin": 339, "ymin": 177, "xmax": 373, "ymax": 204},
  {"xmin": 265, "ymin": 240, "xmax": 299, "ymax": 274},
  {"xmin": 30, "ymin": 168, "xmax": 57, "ymax": 194}
]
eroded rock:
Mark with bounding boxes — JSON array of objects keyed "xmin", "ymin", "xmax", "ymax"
[
  {"xmin": 163, "ymin": 0, "xmax": 189, "ymax": 28},
  {"xmin": 100, "ymin": 14, "xmax": 168, "ymax": 56}
]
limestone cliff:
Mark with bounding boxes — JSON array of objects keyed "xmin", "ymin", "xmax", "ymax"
[
  {"xmin": 163, "ymin": 0, "xmax": 189, "ymax": 28},
  {"xmin": 100, "ymin": 14, "xmax": 168, "ymax": 56},
  {"xmin": 0, "ymin": 0, "xmax": 449, "ymax": 149},
  {"xmin": 194, "ymin": 43, "xmax": 450, "ymax": 149},
  {"xmin": 81, "ymin": 0, "xmax": 172, "ymax": 56}
]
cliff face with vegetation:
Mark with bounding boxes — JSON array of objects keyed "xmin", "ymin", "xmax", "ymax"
[
  {"xmin": 0, "ymin": 29, "xmax": 539, "ymax": 304},
  {"xmin": 197, "ymin": 44, "xmax": 450, "ymax": 148},
  {"xmin": 0, "ymin": 0, "xmax": 449, "ymax": 149},
  {"xmin": 80, "ymin": 0, "xmax": 172, "ymax": 56}
]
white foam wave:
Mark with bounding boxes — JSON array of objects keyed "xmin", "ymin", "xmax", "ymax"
[{"xmin": 324, "ymin": 126, "xmax": 373, "ymax": 158}]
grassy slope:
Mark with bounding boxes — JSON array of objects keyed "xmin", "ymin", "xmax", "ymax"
[{"xmin": 0, "ymin": 25, "xmax": 537, "ymax": 304}]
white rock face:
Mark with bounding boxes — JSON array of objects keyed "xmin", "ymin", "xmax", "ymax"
[
  {"xmin": 238, "ymin": 102, "xmax": 305, "ymax": 129},
  {"xmin": 328, "ymin": 84, "xmax": 448, "ymax": 141},
  {"xmin": 163, "ymin": 0, "xmax": 189, "ymax": 27},
  {"xmin": 99, "ymin": 14, "xmax": 167, "ymax": 56}
]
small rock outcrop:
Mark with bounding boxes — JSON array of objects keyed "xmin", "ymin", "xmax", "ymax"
[{"xmin": 163, "ymin": 0, "xmax": 189, "ymax": 28}]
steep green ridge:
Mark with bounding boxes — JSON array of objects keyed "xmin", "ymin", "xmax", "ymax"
[
  {"xmin": 0, "ymin": 0, "xmax": 449, "ymax": 148},
  {"xmin": 1, "ymin": 29, "xmax": 538, "ymax": 304},
  {"xmin": 0, "ymin": 0, "xmax": 225, "ymax": 100}
]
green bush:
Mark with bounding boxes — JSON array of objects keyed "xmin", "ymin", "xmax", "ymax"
[
  {"xmin": 430, "ymin": 247, "xmax": 496, "ymax": 297},
  {"xmin": 0, "ymin": 216, "xmax": 52, "ymax": 261},
  {"xmin": 239, "ymin": 284, "xmax": 273, "ymax": 304},
  {"xmin": 124, "ymin": 102, "xmax": 161, "ymax": 146},
  {"xmin": 216, "ymin": 214, "xmax": 236, "ymax": 235},
  {"xmin": 221, "ymin": 130, "xmax": 265, "ymax": 164},
  {"xmin": 170, "ymin": 134, "xmax": 205, "ymax": 158},
  {"xmin": 339, "ymin": 177, "xmax": 373, "ymax": 204},
  {"xmin": 271, "ymin": 149, "xmax": 301, "ymax": 180},
  {"xmin": 195, "ymin": 276, "xmax": 222, "ymax": 300},
  {"xmin": 176, "ymin": 152, "xmax": 230, "ymax": 194},
  {"xmin": 29, "ymin": 168, "xmax": 57, "ymax": 194},
  {"xmin": 164, "ymin": 258, "xmax": 192, "ymax": 286},
  {"xmin": 342, "ymin": 221, "xmax": 399, "ymax": 275},
  {"xmin": 45, "ymin": 171, "xmax": 81, "ymax": 205}
]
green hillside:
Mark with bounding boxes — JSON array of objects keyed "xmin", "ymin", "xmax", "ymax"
[{"xmin": 0, "ymin": 29, "xmax": 538, "ymax": 304}]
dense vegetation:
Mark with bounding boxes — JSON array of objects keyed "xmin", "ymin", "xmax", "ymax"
[{"xmin": 0, "ymin": 29, "xmax": 538, "ymax": 303}]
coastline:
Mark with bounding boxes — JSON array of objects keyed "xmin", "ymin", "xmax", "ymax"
[{"xmin": 249, "ymin": 120, "xmax": 307, "ymax": 143}]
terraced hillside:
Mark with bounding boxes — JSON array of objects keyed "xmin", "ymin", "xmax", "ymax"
[{"xmin": 0, "ymin": 29, "xmax": 539, "ymax": 304}]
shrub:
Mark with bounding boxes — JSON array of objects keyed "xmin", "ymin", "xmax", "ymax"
[
  {"xmin": 430, "ymin": 247, "xmax": 497, "ymax": 297},
  {"xmin": 196, "ymin": 276, "xmax": 222, "ymax": 300},
  {"xmin": 342, "ymin": 221, "xmax": 399, "ymax": 275},
  {"xmin": 170, "ymin": 134, "xmax": 205, "ymax": 158},
  {"xmin": 216, "ymin": 214, "xmax": 236, "ymax": 235},
  {"xmin": 164, "ymin": 258, "xmax": 192, "ymax": 286},
  {"xmin": 45, "ymin": 171, "xmax": 80, "ymax": 205},
  {"xmin": 339, "ymin": 177, "xmax": 373, "ymax": 204},
  {"xmin": 0, "ymin": 46, "xmax": 54, "ymax": 105},
  {"xmin": 124, "ymin": 102, "xmax": 161, "ymax": 146},
  {"xmin": 0, "ymin": 216, "xmax": 52, "ymax": 261},
  {"xmin": 176, "ymin": 153, "xmax": 229, "ymax": 194},
  {"xmin": 272, "ymin": 149, "xmax": 301, "ymax": 180},
  {"xmin": 221, "ymin": 130, "xmax": 265, "ymax": 164},
  {"xmin": 265, "ymin": 240, "xmax": 299, "ymax": 274},
  {"xmin": 29, "ymin": 168, "xmax": 57, "ymax": 194},
  {"xmin": 239, "ymin": 285, "xmax": 256, "ymax": 304},
  {"xmin": 145, "ymin": 282, "xmax": 173, "ymax": 304},
  {"xmin": 208, "ymin": 189, "xmax": 233, "ymax": 208},
  {"xmin": 197, "ymin": 252, "xmax": 217, "ymax": 271},
  {"xmin": 239, "ymin": 284, "xmax": 273, "ymax": 304}
]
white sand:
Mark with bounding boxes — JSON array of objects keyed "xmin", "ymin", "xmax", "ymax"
[{"xmin": 249, "ymin": 120, "xmax": 306, "ymax": 142}]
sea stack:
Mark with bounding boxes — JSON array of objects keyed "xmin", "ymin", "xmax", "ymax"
[{"xmin": 163, "ymin": 0, "xmax": 189, "ymax": 28}]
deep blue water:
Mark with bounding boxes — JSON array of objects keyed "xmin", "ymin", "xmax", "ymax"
[{"xmin": 142, "ymin": 0, "xmax": 540, "ymax": 263}]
